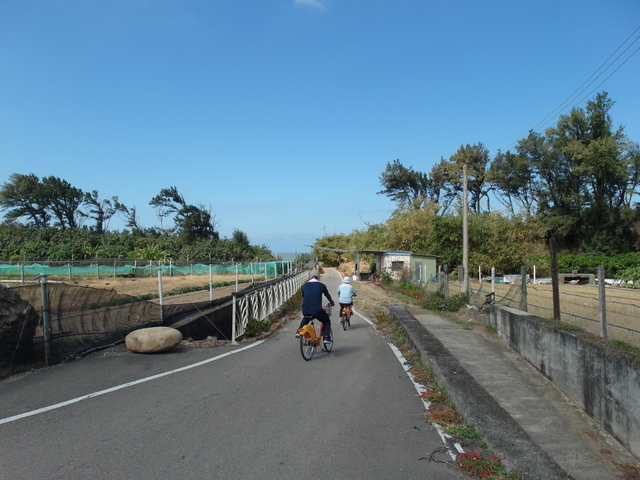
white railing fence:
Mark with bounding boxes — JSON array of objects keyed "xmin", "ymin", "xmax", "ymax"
[{"xmin": 231, "ymin": 270, "xmax": 310, "ymax": 343}]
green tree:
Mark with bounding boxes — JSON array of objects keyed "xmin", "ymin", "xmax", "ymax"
[
  {"xmin": 40, "ymin": 176, "xmax": 86, "ymax": 229},
  {"xmin": 447, "ymin": 143, "xmax": 490, "ymax": 214},
  {"xmin": 488, "ymin": 148, "xmax": 538, "ymax": 217},
  {"xmin": 510, "ymin": 92, "xmax": 640, "ymax": 252},
  {"xmin": 150, "ymin": 187, "xmax": 218, "ymax": 243},
  {"xmin": 378, "ymin": 159, "xmax": 434, "ymax": 210},
  {"xmin": 84, "ymin": 190, "xmax": 118, "ymax": 234},
  {"xmin": 0, "ymin": 173, "xmax": 50, "ymax": 227},
  {"xmin": 114, "ymin": 200, "xmax": 141, "ymax": 232}
]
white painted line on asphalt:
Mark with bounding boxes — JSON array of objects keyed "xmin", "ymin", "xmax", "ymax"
[
  {"xmin": 0, "ymin": 340, "xmax": 265, "ymax": 426},
  {"xmin": 354, "ymin": 304, "xmax": 463, "ymax": 460},
  {"xmin": 387, "ymin": 341, "xmax": 462, "ymax": 460},
  {"xmin": 353, "ymin": 308, "xmax": 375, "ymax": 326}
]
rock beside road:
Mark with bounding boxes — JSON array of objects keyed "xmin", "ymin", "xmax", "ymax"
[{"xmin": 125, "ymin": 326, "xmax": 183, "ymax": 353}]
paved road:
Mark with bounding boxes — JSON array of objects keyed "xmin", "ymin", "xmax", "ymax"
[{"xmin": 0, "ymin": 269, "xmax": 463, "ymax": 479}]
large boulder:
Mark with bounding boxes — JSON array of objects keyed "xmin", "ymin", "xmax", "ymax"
[{"xmin": 125, "ymin": 326, "xmax": 183, "ymax": 353}]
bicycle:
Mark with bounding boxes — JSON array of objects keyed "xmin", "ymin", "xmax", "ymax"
[
  {"xmin": 340, "ymin": 304, "xmax": 353, "ymax": 330},
  {"xmin": 298, "ymin": 306, "xmax": 333, "ymax": 361}
]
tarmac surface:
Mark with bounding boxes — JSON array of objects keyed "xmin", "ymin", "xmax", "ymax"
[{"xmin": 387, "ymin": 303, "xmax": 638, "ymax": 480}]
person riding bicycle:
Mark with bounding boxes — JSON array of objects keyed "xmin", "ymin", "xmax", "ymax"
[
  {"xmin": 296, "ymin": 273, "xmax": 334, "ymax": 342},
  {"xmin": 337, "ymin": 276, "xmax": 356, "ymax": 321}
]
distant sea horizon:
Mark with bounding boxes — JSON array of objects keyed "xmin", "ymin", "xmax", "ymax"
[{"xmin": 273, "ymin": 252, "xmax": 299, "ymax": 261}]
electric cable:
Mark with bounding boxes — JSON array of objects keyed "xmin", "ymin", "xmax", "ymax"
[{"xmin": 503, "ymin": 25, "xmax": 640, "ymax": 152}]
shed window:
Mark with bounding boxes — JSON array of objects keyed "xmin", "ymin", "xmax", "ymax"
[{"xmin": 391, "ymin": 261, "xmax": 404, "ymax": 271}]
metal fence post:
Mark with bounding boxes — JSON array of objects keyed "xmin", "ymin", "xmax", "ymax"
[
  {"xmin": 157, "ymin": 268, "xmax": 165, "ymax": 324},
  {"xmin": 519, "ymin": 265, "xmax": 528, "ymax": 312},
  {"xmin": 40, "ymin": 275, "xmax": 52, "ymax": 366},
  {"xmin": 231, "ymin": 293, "xmax": 238, "ymax": 345},
  {"xmin": 598, "ymin": 265, "xmax": 608, "ymax": 339},
  {"xmin": 209, "ymin": 264, "xmax": 214, "ymax": 302}
]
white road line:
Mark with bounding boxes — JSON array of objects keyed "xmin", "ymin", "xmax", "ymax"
[
  {"xmin": 355, "ymin": 304, "xmax": 463, "ymax": 460},
  {"xmin": 0, "ymin": 340, "xmax": 264, "ymax": 426}
]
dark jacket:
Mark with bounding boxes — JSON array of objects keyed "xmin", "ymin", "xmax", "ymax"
[{"xmin": 301, "ymin": 279, "xmax": 333, "ymax": 315}]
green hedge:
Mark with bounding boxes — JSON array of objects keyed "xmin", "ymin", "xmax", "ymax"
[{"xmin": 556, "ymin": 253, "xmax": 640, "ymax": 277}]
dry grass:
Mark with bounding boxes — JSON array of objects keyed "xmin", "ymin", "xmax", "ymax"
[{"xmin": 69, "ymin": 272, "xmax": 254, "ymax": 297}]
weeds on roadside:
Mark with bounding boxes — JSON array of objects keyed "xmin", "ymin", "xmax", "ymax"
[
  {"xmin": 419, "ymin": 388, "xmax": 448, "ymax": 403},
  {"xmin": 457, "ymin": 451, "xmax": 509, "ymax": 478},
  {"xmin": 446, "ymin": 424, "xmax": 481, "ymax": 442},
  {"xmin": 375, "ymin": 308, "xmax": 520, "ymax": 479}
]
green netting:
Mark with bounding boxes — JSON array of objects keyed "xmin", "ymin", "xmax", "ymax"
[{"xmin": 0, "ymin": 261, "xmax": 290, "ymax": 279}]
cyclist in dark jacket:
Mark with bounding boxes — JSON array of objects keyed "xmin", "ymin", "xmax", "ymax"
[{"xmin": 297, "ymin": 274, "xmax": 334, "ymax": 341}]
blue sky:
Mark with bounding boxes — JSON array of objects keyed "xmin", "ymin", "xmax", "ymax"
[{"xmin": 1, "ymin": 1, "xmax": 639, "ymax": 255}]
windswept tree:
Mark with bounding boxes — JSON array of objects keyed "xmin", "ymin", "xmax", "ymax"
[
  {"xmin": 0, "ymin": 173, "xmax": 50, "ymax": 227},
  {"xmin": 114, "ymin": 201, "xmax": 141, "ymax": 232},
  {"xmin": 40, "ymin": 176, "xmax": 86, "ymax": 229},
  {"xmin": 377, "ymin": 159, "xmax": 435, "ymax": 210},
  {"xmin": 0, "ymin": 173, "xmax": 86, "ymax": 228},
  {"xmin": 150, "ymin": 187, "xmax": 218, "ymax": 243},
  {"xmin": 84, "ymin": 190, "xmax": 118, "ymax": 234}
]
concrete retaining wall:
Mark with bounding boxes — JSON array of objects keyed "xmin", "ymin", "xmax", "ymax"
[{"xmin": 491, "ymin": 304, "xmax": 640, "ymax": 459}]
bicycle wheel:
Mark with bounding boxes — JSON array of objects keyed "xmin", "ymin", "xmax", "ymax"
[
  {"xmin": 341, "ymin": 316, "xmax": 347, "ymax": 331},
  {"xmin": 323, "ymin": 329, "xmax": 334, "ymax": 352},
  {"xmin": 300, "ymin": 336, "xmax": 315, "ymax": 361}
]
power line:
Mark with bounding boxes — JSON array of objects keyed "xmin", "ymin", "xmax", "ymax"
[
  {"xmin": 503, "ymin": 25, "xmax": 640, "ymax": 152},
  {"xmin": 529, "ymin": 25, "xmax": 640, "ymax": 133}
]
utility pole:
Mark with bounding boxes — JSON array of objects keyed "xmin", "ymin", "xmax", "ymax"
[{"xmin": 462, "ymin": 164, "xmax": 469, "ymax": 296}]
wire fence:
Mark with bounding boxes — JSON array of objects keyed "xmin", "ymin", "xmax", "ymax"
[
  {"xmin": 404, "ymin": 271, "xmax": 640, "ymax": 347},
  {"xmin": 0, "ymin": 262, "xmax": 299, "ymax": 379}
]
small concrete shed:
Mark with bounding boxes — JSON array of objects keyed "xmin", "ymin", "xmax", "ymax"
[
  {"xmin": 309, "ymin": 246, "xmax": 437, "ymax": 283},
  {"xmin": 374, "ymin": 251, "xmax": 438, "ymax": 283}
]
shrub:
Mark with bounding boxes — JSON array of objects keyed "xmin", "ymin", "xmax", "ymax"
[
  {"xmin": 421, "ymin": 292, "xmax": 469, "ymax": 312},
  {"xmin": 243, "ymin": 318, "xmax": 271, "ymax": 338},
  {"xmin": 380, "ymin": 271, "xmax": 393, "ymax": 286}
]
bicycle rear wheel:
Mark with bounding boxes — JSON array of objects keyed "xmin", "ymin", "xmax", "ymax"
[
  {"xmin": 341, "ymin": 316, "xmax": 347, "ymax": 331},
  {"xmin": 323, "ymin": 329, "xmax": 334, "ymax": 352},
  {"xmin": 300, "ymin": 337, "xmax": 315, "ymax": 361}
]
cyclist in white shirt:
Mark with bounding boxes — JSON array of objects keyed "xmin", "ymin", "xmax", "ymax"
[{"xmin": 337, "ymin": 276, "xmax": 356, "ymax": 322}]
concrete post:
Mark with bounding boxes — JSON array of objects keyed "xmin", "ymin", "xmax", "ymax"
[
  {"xmin": 598, "ymin": 265, "xmax": 608, "ymax": 339},
  {"xmin": 520, "ymin": 266, "xmax": 528, "ymax": 312}
]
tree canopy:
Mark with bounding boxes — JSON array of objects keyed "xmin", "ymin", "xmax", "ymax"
[
  {"xmin": 0, "ymin": 177, "xmax": 270, "ymax": 261},
  {"xmin": 374, "ymin": 92, "xmax": 640, "ymax": 255}
]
